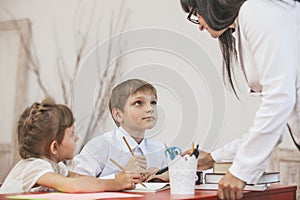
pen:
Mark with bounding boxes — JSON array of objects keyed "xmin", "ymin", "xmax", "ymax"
[
  {"xmin": 110, "ymin": 158, "xmax": 147, "ymax": 188},
  {"xmin": 155, "ymin": 166, "xmax": 168, "ymax": 175},
  {"xmin": 122, "ymin": 136, "xmax": 135, "ymax": 157},
  {"xmin": 191, "ymin": 144, "xmax": 199, "ymax": 158}
]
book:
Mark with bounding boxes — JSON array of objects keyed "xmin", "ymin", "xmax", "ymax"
[
  {"xmin": 205, "ymin": 172, "xmax": 280, "ymax": 185},
  {"xmin": 195, "ymin": 183, "xmax": 269, "ymax": 191},
  {"xmin": 213, "ymin": 162, "xmax": 232, "ymax": 173},
  {"xmin": 124, "ymin": 183, "xmax": 170, "ymax": 193}
]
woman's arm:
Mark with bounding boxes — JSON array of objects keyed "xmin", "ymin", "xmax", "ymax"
[{"xmin": 229, "ymin": 0, "xmax": 298, "ymax": 184}]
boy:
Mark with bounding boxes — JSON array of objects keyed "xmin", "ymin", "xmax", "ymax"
[{"xmin": 72, "ymin": 79, "xmax": 168, "ymax": 180}]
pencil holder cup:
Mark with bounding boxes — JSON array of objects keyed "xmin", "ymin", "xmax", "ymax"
[{"xmin": 169, "ymin": 155, "xmax": 197, "ymax": 194}]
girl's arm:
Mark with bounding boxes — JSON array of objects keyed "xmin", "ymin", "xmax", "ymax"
[
  {"xmin": 36, "ymin": 171, "xmax": 141, "ymax": 193},
  {"xmin": 67, "ymin": 170, "xmax": 85, "ymax": 178}
]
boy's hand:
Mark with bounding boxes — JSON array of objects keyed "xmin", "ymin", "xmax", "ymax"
[
  {"xmin": 124, "ymin": 155, "xmax": 147, "ymax": 173},
  {"xmin": 139, "ymin": 167, "xmax": 158, "ymax": 181},
  {"xmin": 114, "ymin": 171, "xmax": 142, "ymax": 190},
  {"xmin": 144, "ymin": 170, "xmax": 169, "ymax": 182}
]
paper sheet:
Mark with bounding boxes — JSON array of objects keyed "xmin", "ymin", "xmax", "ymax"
[
  {"xmin": 8, "ymin": 192, "xmax": 143, "ymax": 200},
  {"xmin": 124, "ymin": 183, "xmax": 170, "ymax": 193}
]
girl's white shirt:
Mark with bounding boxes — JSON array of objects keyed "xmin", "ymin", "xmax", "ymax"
[
  {"xmin": 0, "ymin": 158, "xmax": 68, "ymax": 194},
  {"xmin": 211, "ymin": 0, "xmax": 300, "ymax": 184}
]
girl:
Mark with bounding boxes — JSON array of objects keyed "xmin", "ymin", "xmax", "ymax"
[
  {"xmin": 180, "ymin": 0, "xmax": 300, "ymax": 199},
  {"xmin": 0, "ymin": 98, "xmax": 141, "ymax": 193}
]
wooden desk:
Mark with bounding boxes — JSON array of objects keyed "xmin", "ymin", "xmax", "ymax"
[{"xmin": 0, "ymin": 184, "xmax": 296, "ymax": 200}]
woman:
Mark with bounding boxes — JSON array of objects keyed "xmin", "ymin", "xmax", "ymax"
[{"xmin": 180, "ymin": 0, "xmax": 300, "ymax": 199}]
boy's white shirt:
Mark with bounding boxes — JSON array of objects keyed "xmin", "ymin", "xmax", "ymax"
[{"xmin": 72, "ymin": 127, "xmax": 167, "ymax": 178}]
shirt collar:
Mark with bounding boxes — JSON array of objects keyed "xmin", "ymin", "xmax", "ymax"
[
  {"xmin": 232, "ymin": 18, "xmax": 239, "ymax": 40},
  {"xmin": 116, "ymin": 127, "xmax": 149, "ymax": 154}
]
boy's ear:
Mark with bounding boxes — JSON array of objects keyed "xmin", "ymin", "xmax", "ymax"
[
  {"xmin": 112, "ymin": 108, "xmax": 123, "ymax": 124},
  {"xmin": 50, "ymin": 140, "xmax": 59, "ymax": 157}
]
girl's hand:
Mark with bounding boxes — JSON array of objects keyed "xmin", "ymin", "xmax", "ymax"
[{"xmin": 114, "ymin": 171, "xmax": 142, "ymax": 190}]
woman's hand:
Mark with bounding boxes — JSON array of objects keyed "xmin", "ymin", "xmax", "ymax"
[
  {"xmin": 182, "ymin": 149, "xmax": 214, "ymax": 170},
  {"xmin": 218, "ymin": 172, "xmax": 246, "ymax": 200},
  {"xmin": 196, "ymin": 150, "xmax": 215, "ymax": 170}
]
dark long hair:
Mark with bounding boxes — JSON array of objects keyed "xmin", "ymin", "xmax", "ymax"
[
  {"xmin": 181, "ymin": 0, "xmax": 245, "ymax": 97},
  {"xmin": 181, "ymin": 0, "xmax": 299, "ymax": 97}
]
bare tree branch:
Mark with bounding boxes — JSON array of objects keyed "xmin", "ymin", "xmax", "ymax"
[
  {"xmin": 6, "ymin": 10, "xmax": 50, "ymax": 97},
  {"xmin": 82, "ymin": 2, "xmax": 129, "ymax": 145},
  {"xmin": 6, "ymin": 1, "xmax": 130, "ymax": 152}
]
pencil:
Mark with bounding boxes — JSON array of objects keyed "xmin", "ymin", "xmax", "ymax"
[
  {"xmin": 110, "ymin": 158, "xmax": 125, "ymax": 171},
  {"xmin": 109, "ymin": 158, "xmax": 147, "ymax": 188},
  {"xmin": 190, "ymin": 142, "xmax": 195, "ymax": 155},
  {"xmin": 164, "ymin": 142, "xmax": 171, "ymax": 156},
  {"xmin": 122, "ymin": 136, "xmax": 135, "ymax": 156}
]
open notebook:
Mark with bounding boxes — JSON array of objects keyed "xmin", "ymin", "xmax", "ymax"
[{"xmin": 124, "ymin": 183, "xmax": 170, "ymax": 193}]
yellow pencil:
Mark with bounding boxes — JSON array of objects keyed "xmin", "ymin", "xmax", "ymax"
[
  {"xmin": 190, "ymin": 142, "xmax": 195, "ymax": 155},
  {"xmin": 110, "ymin": 158, "xmax": 125, "ymax": 171},
  {"xmin": 109, "ymin": 158, "xmax": 147, "ymax": 188},
  {"xmin": 122, "ymin": 136, "xmax": 135, "ymax": 157}
]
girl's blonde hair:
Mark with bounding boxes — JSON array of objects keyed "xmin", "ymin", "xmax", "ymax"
[{"xmin": 18, "ymin": 98, "xmax": 75, "ymax": 159}]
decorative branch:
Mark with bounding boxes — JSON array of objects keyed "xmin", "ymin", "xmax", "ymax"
[
  {"xmin": 8, "ymin": 1, "xmax": 130, "ymax": 151},
  {"xmin": 6, "ymin": 10, "xmax": 50, "ymax": 97},
  {"xmin": 81, "ymin": 1, "xmax": 129, "ymax": 145}
]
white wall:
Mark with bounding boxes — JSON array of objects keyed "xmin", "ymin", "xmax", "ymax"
[{"xmin": 0, "ymin": 0, "xmax": 294, "ymax": 155}]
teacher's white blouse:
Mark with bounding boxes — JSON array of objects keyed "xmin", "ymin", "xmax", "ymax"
[{"xmin": 211, "ymin": 0, "xmax": 300, "ymax": 184}]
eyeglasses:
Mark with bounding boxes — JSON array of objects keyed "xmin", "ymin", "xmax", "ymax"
[{"xmin": 187, "ymin": 8, "xmax": 199, "ymax": 24}]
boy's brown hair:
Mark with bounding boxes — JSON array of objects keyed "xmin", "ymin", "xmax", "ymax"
[{"xmin": 109, "ymin": 79, "xmax": 157, "ymax": 126}]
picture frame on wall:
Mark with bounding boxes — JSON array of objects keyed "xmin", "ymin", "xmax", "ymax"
[{"xmin": 0, "ymin": 19, "xmax": 31, "ymax": 182}]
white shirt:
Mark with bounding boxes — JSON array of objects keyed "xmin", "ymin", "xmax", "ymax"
[
  {"xmin": 211, "ymin": 0, "xmax": 300, "ymax": 184},
  {"xmin": 72, "ymin": 127, "xmax": 168, "ymax": 178},
  {"xmin": 0, "ymin": 158, "xmax": 68, "ymax": 194}
]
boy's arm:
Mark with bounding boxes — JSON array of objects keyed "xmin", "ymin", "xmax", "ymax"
[
  {"xmin": 72, "ymin": 138, "xmax": 108, "ymax": 177},
  {"xmin": 72, "ymin": 154, "xmax": 100, "ymax": 177}
]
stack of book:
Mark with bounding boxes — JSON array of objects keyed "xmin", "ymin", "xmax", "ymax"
[
  {"xmin": 196, "ymin": 162, "xmax": 280, "ymax": 191},
  {"xmin": 213, "ymin": 162, "xmax": 232, "ymax": 173}
]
